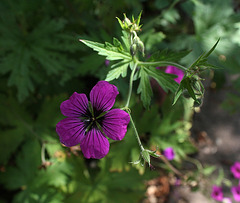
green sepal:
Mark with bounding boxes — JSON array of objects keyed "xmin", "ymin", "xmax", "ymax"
[
  {"xmin": 96, "ymin": 111, "xmax": 108, "ymax": 119},
  {"xmin": 95, "ymin": 121, "xmax": 107, "ymax": 137},
  {"xmin": 141, "ymin": 150, "xmax": 151, "ymax": 166},
  {"xmin": 147, "ymin": 149, "xmax": 161, "ymax": 158},
  {"xmin": 88, "ymin": 101, "xmax": 94, "ymax": 116},
  {"xmin": 173, "ymin": 76, "xmax": 199, "ymax": 105},
  {"xmin": 189, "ymin": 39, "xmax": 220, "ymax": 70},
  {"xmin": 85, "ymin": 121, "xmax": 94, "ymax": 133}
]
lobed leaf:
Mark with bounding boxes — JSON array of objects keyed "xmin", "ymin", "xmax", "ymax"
[
  {"xmin": 149, "ymin": 49, "xmax": 191, "ymax": 63},
  {"xmin": 143, "ymin": 66, "xmax": 178, "ymax": 93},
  {"xmin": 80, "ymin": 39, "xmax": 131, "ymax": 61},
  {"xmin": 105, "ymin": 60, "xmax": 130, "ymax": 81},
  {"xmin": 137, "ymin": 67, "xmax": 153, "ymax": 109}
]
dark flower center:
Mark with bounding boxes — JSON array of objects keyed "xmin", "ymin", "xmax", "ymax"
[{"xmin": 81, "ymin": 102, "xmax": 106, "ymax": 133}]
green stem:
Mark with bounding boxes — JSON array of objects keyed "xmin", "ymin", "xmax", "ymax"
[
  {"xmin": 160, "ymin": 156, "xmax": 183, "ymax": 176},
  {"xmin": 125, "ymin": 61, "xmax": 138, "ymax": 108},
  {"xmin": 41, "ymin": 142, "xmax": 46, "ymax": 163},
  {"xmin": 138, "ymin": 61, "xmax": 188, "ymax": 72},
  {"xmin": 128, "ymin": 111, "xmax": 144, "ymax": 151},
  {"xmin": 185, "ymin": 155, "xmax": 203, "ymax": 173}
]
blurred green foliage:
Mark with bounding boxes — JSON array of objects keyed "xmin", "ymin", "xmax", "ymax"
[{"xmin": 0, "ymin": 0, "xmax": 239, "ymax": 202}]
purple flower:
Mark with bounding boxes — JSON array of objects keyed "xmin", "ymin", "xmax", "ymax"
[
  {"xmin": 231, "ymin": 162, "xmax": 240, "ymax": 179},
  {"xmin": 165, "ymin": 66, "xmax": 184, "ymax": 84},
  {"xmin": 211, "ymin": 185, "xmax": 223, "ymax": 201},
  {"xmin": 105, "ymin": 59, "xmax": 110, "ymax": 66},
  {"xmin": 222, "ymin": 197, "xmax": 232, "ymax": 203},
  {"xmin": 231, "ymin": 185, "xmax": 240, "ymax": 202},
  {"xmin": 56, "ymin": 81, "xmax": 130, "ymax": 159},
  {"xmin": 163, "ymin": 147, "xmax": 175, "ymax": 161}
]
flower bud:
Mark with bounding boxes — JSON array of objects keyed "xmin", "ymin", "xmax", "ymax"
[
  {"xmin": 137, "ymin": 40, "xmax": 145, "ymax": 56},
  {"xmin": 192, "ymin": 80, "xmax": 202, "ymax": 93},
  {"xmin": 194, "ymin": 98, "xmax": 203, "ymax": 107},
  {"xmin": 141, "ymin": 150, "xmax": 151, "ymax": 166},
  {"xmin": 124, "ymin": 17, "xmax": 132, "ymax": 27},
  {"xmin": 130, "ymin": 43, "xmax": 137, "ymax": 56},
  {"xmin": 182, "ymin": 89, "xmax": 191, "ymax": 98},
  {"xmin": 132, "ymin": 36, "xmax": 145, "ymax": 56}
]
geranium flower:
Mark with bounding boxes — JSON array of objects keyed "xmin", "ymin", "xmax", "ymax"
[
  {"xmin": 163, "ymin": 147, "xmax": 175, "ymax": 161},
  {"xmin": 56, "ymin": 81, "xmax": 130, "ymax": 159},
  {"xmin": 165, "ymin": 66, "xmax": 184, "ymax": 84},
  {"xmin": 211, "ymin": 185, "xmax": 223, "ymax": 201},
  {"xmin": 231, "ymin": 185, "xmax": 240, "ymax": 202},
  {"xmin": 231, "ymin": 162, "xmax": 240, "ymax": 179},
  {"xmin": 222, "ymin": 197, "xmax": 232, "ymax": 203}
]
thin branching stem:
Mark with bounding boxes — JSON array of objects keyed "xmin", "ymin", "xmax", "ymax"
[
  {"xmin": 138, "ymin": 61, "xmax": 188, "ymax": 71},
  {"xmin": 125, "ymin": 61, "xmax": 138, "ymax": 108},
  {"xmin": 128, "ymin": 112, "xmax": 145, "ymax": 152},
  {"xmin": 160, "ymin": 156, "xmax": 183, "ymax": 177}
]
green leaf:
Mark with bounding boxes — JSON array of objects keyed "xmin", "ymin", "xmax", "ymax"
[
  {"xmin": 172, "ymin": 84, "xmax": 184, "ymax": 105},
  {"xmin": 189, "ymin": 39, "xmax": 220, "ymax": 70},
  {"xmin": 0, "ymin": 129, "xmax": 25, "ymax": 165},
  {"xmin": 0, "ymin": 11, "xmax": 80, "ymax": 101},
  {"xmin": 137, "ymin": 67, "xmax": 153, "ymax": 108},
  {"xmin": 80, "ymin": 39, "xmax": 131, "ymax": 61},
  {"xmin": 149, "ymin": 49, "xmax": 191, "ymax": 63},
  {"xmin": 202, "ymin": 165, "xmax": 216, "ymax": 176},
  {"xmin": 0, "ymin": 139, "xmax": 41, "ymax": 190},
  {"xmin": 13, "ymin": 186, "xmax": 64, "ymax": 203},
  {"xmin": 143, "ymin": 66, "xmax": 179, "ymax": 93},
  {"xmin": 121, "ymin": 30, "xmax": 131, "ymax": 52},
  {"xmin": 105, "ymin": 60, "xmax": 130, "ymax": 81},
  {"xmin": 173, "ymin": 76, "xmax": 199, "ymax": 105},
  {"xmin": 181, "ymin": 77, "xmax": 197, "ymax": 101}
]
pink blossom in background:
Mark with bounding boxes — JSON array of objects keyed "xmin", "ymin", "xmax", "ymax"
[
  {"xmin": 231, "ymin": 162, "xmax": 240, "ymax": 179},
  {"xmin": 165, "ymin": 66, "xmax": 184, "ymax": 84},
  {"xmin": 105, "ymin": 59, "xmax": 110, "ymax": 66},
  {"xmin": 211, "ymin": 185, "xmax": 224, "ymax": 201},
  {"xmin": 231, "ymin": 185, "xmax": 240, "ymax": 202},
  {"xmin": 222, "ymin": 197, "xmax": 232, "ymax": 203},
  {"xmin": 163, "ymin": 147, "xmax": 175, "ymax": 161}
]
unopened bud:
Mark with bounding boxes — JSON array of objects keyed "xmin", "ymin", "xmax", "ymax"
[
  {"xmin": 132, "ymin": 36, "xmax": 145, "ymax": 56},
  {"xmin": 192, "ymin": 80, "xmax": 202, "ymax": 93},
  {"xmin": 141, "ymin": 150, "xmax": 151, "ymax": 166},
  {"xmin": 130, "ymin": 43, "xmax": 137, "ymax": 56},
  {"xmin": 137, "ymin": 40, "xmax": 145, "ymax": 56},
  {"xmin": 182, "ymin": 89, "xmax": 191, "ymax": 98},
  {"xmin": 194, "ymin": 98, "xmax": 203, "ymax": 107},
  {"xmin": 124, "ymin": 17, "xmax": 132, "ymax": 26}
]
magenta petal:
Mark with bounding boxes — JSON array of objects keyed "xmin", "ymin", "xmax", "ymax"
[
  {"xmin": 231, "ymin": 162, "xmax": 240, "ymax": 179},
  {"xmin": 80, "ymin": 128, "xmax": 109, "ymax": 159},
  {"xmin": 90, "ymin": 81, "xmax": 119, "ymax": 112},
  {"xmin": 231, "ymin": 186, "xmax": 240, "ymax": 201},
  {"xmin": 102, "ymin": 109, "xmax": 130, "ymax": 141},
  {"xmin": 60, "ymin": 92, "xmax": 88, "ymax": 117},
  {"xmin": 56, "ymin": 118, "xmax": 85, "ymax": 147},
  {"xmin": 165, "ymin": 66, "xmax": 184, "ymax": 84}
]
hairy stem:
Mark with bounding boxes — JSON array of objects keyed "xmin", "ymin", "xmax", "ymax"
[
  {"xmin": 138, "ymin": 61, "xmax": 187, "ymax": 71},
  {"xmin": 125, "ymin": 61, "xmax": 138, "ymax": 108},
  {"xmin": 160, "ymin": 156, "xmax": 183, "ymax": 177},
  {"xmin": 185, "ymin": 155, "xmax": 203, "ymax": 173},
  {"xmin": 41, "ymin": 142, "xmax": 46, "ymax": 164},
  {"xmin": 128, "ymin": 111, "xmax": 144, "ymax": 152}
]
